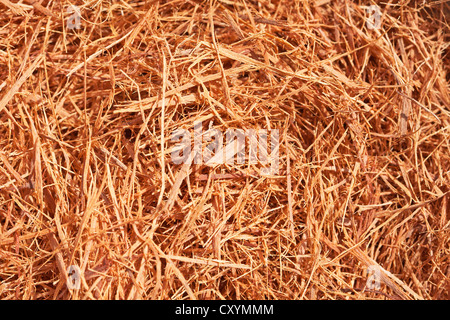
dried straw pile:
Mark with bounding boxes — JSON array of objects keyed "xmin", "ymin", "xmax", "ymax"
[{"xmin": 0, "ymin": 0, "xmax": 449, "ymax": 300}]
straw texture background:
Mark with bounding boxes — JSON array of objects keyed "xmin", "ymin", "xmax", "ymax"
[{"xmin": 0, "ymin": 0, "xmax": 449, "ymax": 299}]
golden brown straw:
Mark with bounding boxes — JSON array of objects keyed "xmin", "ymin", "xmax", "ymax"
[{"xmin": 0, "ymin": 0, "xmax": 449, "ymax": 300}]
